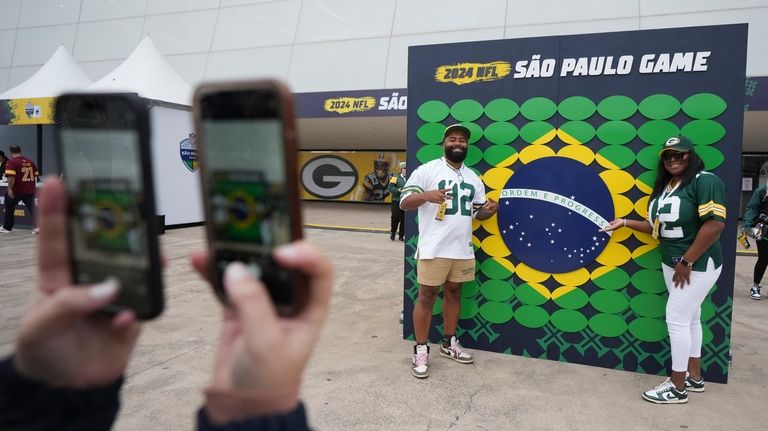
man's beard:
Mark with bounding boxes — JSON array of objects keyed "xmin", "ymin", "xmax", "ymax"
[{"xmin": 444, "ymin": 146, "xmax": 467, "ymax": 163}]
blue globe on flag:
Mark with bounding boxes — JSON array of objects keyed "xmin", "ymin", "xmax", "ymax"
[{"xmin": 497, "ymin": 157, "xmax": 614, "ymax": 273}]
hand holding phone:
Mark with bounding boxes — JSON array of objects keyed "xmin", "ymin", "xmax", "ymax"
[
  {"xmin": 194, "ymin": 80, "xmax": 308, "ymax": 315},
  {"xmin": 54, "ymin": 93, "xmax": 164, "ymax": 320},
  {"xmin": 13, "ymin": 177, "xmax": 141, "ymax": 388}
]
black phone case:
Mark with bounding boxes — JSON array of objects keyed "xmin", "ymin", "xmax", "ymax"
[
  {"xmin": 193, "ymin": 80, "xmax": 308, "ymax": 315},
  {"xmin": 53, "ymin": 93, "xmax": 164, "ymax": 320}
]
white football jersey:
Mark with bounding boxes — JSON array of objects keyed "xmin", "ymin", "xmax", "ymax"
[{"xmin": 400, "ymin": 157, "xmax": 486, "ymax": 259}]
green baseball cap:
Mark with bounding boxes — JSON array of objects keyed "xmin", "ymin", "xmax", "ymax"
[{"xmin": 659, "ymin": 135, "xmax": 694, "ymax": 156}]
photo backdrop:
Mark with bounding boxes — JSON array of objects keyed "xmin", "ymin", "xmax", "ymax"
[{"xmin": 404, "ymin": 24, "xmax": 747, "ymax": 383}]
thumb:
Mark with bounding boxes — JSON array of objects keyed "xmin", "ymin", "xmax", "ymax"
[
  {"xmin": 47, "ymin": 278, "xmax": 120, "ymax": 318},
  {"xmin": 224, "ymin": 263, "xmax": 280, "ymax": 345}
]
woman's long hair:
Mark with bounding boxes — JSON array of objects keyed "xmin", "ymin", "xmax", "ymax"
[{"xmin": 650, "ymin": 149, "xmax": 705, "ymax": 200}]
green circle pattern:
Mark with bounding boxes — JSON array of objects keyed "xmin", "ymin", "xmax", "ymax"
[
  {"xmin": 682, "ymin": 120, "xmax": 725, "ymax": 146},
  {"xmin": 450, "ymin": 99, "xmax": 484, "ymax": 121},
  {"xmin": 483, "ymin": 145, "xmax": 518, "ymax": 166},
  {"xmin": 590, "ymin": 290, "xmax": 629, "ymax": 314},
  {"xmin": 596, "ymin": 121, "xmax": 636, "ymax": 145},
  {"xmin": 553, "ymin": 289, "xmax": 589, "ymax": 310},
  {"xmin": 416, "ymin": 123, "xmax": 446, "ymax": 144},
  {"xmin": 597, "ymin": 95, "xmax": 637, "ymax": 120},
  {"xmin": 558, "ymin": 96, "xmax": 597, "ymax": 120},
  {"xmin": 637, "ymin": 120, "xmax": 680, "ymax": 146},
  {"xmin": 638, "ymin": 94, "xmax": 680, "ymax": 120},
  {"xmin": 551, "ymin": 309, "xmax": 588, "ymax": 332},
  {"xmin": 521, "ymin": 97, "xmax": 558, "ymax": 121},
  {"xmin": 480, "ymin": 280, "xmax": 515, "ymax": 302},
  {"xmin": 589, "ymin": 313, "xmax": 628, "ymax": 337},
  {"xmin": 682, "ymin": 93, "xmax": 727, "ymax": 119},
  {"xmin": 416, "ymin": 145, "xmax": 444, "ymax": 163},
  {"xmin": 480, "ymin": 302, "xmax": 513, "ymax": 323},
  {"xmin": 520, "ymin": 121, "xmax": 555, "ymax": 144},
  {"xmin": 516, "ymin": 284, "xmax": 548, "ymax": 306},
  {"xmin": 593, "ymin": 267, "xmax": 630, "ymax": 291},
  {"xmin": 484, "ymin": 122, "xmax": 519, "ymax": 145},
  {"xmin": 636, "ymin": 146, "xmax": 662, "ymax": 170},
  {"xmin": 560, "ymin": 121, "xmax": 596, "ymax": 144},
  {"xmin": 515, "ymin": 305, "xmax": 549, "ymax": 328},
  {"xmin": 417, "ymin": 100, "xmax": 450, "ymax": 122},
  {"xmin": 484, "ymin": 98, "xmax": 519, "ymax": 121}
]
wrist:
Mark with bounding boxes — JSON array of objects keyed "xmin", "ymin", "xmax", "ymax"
[
  {"xmin": 679, "ymin": 257, "xmax": 694, "ymax": 267},
  {"xmin": 204, "ymin": 383, "xmax": 300, "ymax": 425}
]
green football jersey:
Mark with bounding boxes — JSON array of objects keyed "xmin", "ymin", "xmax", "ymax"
[{"xmin": 647, "ymin": 171, "xmax": 726, "ymax": 271}]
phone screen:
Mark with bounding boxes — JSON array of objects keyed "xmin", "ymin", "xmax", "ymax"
[
  {"xmin": 199, "ymin": 89, "xmax": 298, "ymax": 307},
  {"xmin": 59, "ymin": 119, "xmax": 155, "ymax": 316}
]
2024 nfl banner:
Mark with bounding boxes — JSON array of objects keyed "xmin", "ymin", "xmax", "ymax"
[
  {"xmin": 405, "ymin": 24, "xmax": 747, "ymax": 382},
  {"xmin": 298, "ymin": 151, "xmax": 406, "ymax": 203}
]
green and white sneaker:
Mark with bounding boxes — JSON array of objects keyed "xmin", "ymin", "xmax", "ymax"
[
  {"xmin": 642, "ymin": 378, "xmax": 688, "ymax": 404},
  {"xmin": 411, "ymin": 344, "xmax": 429, "ymax": 379},
  {"xmin": 685, "ymin": 374, "xmax": 705, "ymax": 393}
]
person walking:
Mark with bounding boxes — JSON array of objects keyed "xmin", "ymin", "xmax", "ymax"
[
  {"xmin": 1, "ymin": 146, "xmax": 39, "ymax": 234},
  {"xmin": 389, "ymin": 162, "xmax": 407, "ymax": 241},
  {"xmin": 742, "ymin": 181, "xmax": 768, "ymax": 299},
  {"xmin": 601, "ymin": 136, "xmax": 726, "ymax": 404}
]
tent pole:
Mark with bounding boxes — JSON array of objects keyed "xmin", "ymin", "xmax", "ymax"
[{"xmin": 36, "ymin": 124, "xmax": 42, "ymax": 173}]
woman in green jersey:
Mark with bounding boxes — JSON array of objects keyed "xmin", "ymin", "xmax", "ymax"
[{"xmin": 602, "ymin": 135, "xmax": 726, "ymax": 405}]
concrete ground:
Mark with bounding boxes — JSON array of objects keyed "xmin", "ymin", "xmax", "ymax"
[{"xmin": 1, "ymin": 201, "xmax": 767, "ymax": 430}]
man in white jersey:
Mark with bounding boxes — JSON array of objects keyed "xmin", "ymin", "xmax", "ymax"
[{"xmin": 400, "ymin": 124, "xmax": 498, "ymax": 378}]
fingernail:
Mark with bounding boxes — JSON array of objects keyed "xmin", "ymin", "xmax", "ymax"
[
  {"xmin": 89, "ymin": 277, "xmax": 120, "ymax": 300},
  {"xmin": 275, "ymin": 243, "xmax": 299, "ymax": 260},
  {"xmin": 224, "ymin": 262, "xmax": 251, "ymax": 285}
]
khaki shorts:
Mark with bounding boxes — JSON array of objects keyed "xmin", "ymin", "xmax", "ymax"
[{"xmin": 417, "ymin": 258, "xmax": 475, "ymax": 286}]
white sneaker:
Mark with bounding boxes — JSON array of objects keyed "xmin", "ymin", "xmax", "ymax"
[
  {"xmin": 439, "ymin": 336, "xmax": 474, "ymax": 364},
  {"xmin": 750, "ymin": 285, "xmax": 762, "ymax": 300},
  {"xmin": 0, "ymin": 227, "xmax": 11, "ymax": 233},
  {"xmin": 411, "ymin": 344, "xmax": 429, "ymax": 378},
  {"xmin": 31, "ymin": 227, "xmax": 39, "ymax": 235},
  {"xmin": 641, "ymin": 378, "xmax": 688, "ymax": 404}
]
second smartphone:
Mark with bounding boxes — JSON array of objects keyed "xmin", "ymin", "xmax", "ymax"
[
  {"xmin": 194, "ymin": 80, "xmax": 308, "ymax": 315},
  {"xmin": 54, "ymin": 93, "xmax": 164, "ymax": 320}
]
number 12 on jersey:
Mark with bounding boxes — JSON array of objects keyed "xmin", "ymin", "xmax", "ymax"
[{"xmin": 437, "ymin": 180, "xmax": 475, "ymax": 217}]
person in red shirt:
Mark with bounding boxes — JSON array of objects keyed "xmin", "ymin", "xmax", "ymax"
[{"xmin": 1, "ymin": 146, "xmax": 39, "ymax": 234}]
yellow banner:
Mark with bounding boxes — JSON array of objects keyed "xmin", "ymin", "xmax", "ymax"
[
  {"xmin": 434, "ymin": 61, "xmax": 512, "ymax": 85},
  {"xmin": 4, "ymin": 97, "xmax": 56, "ymax": 125},
  {"xmin": 323, "ymin": 96, "xmax": 377, "ymax": 114},
  {"xmin": 298, "ymin": 151, "xmax": 406, "ymax": 202}
]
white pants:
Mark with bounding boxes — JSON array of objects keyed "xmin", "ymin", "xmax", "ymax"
[{"xmin": 662, "ymin": 258, "xmax": 721, "ymax": 372}]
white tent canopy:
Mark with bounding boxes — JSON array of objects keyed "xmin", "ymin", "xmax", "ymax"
[
  {"xmin": 0, "ymin": 45, "xmax": 91, "ymax": 99},
  {"xmin": 88, "ymin": 36, "xmax": 192, "ymax": 106}
]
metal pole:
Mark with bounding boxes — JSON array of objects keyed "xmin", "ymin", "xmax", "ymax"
[{"xmin": 36, "ymin": 124, "xmax": 42, "ymax": 173}]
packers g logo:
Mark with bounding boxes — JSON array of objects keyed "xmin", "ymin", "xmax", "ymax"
[
  {"xmin": 301, "ymin": 156, "xmax": 358, "ymax": 199},
  {"xmin": 665, "ymin": 137, "xmax": 680, "ymax": 146}
]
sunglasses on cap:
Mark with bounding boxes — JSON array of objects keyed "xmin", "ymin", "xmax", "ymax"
[{"xmin": 661, "ymin": 151, "xmax": 688, "ymax": 162}]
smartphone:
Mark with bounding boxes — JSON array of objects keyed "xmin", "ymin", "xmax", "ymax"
[
  {"xmin": 54, "ymin": 93, "xmax": 164, "ymax": 320},
  {"xmin": 194, "ymin": 80, "xmax": 308, "ymax": 315}
]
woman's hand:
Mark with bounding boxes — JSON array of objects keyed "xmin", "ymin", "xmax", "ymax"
[
  {"xmin": 600, "ymin": 218, "xmax": 625, "ymax": 232},
  {"xmin": 672, "ymin": 262, "xmax": 692, "ymax": 288}
]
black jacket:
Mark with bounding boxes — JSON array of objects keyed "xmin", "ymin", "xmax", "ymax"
[{"xmin": 0, "ymin": 356, "xmax": 310, "ymax": 431}]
